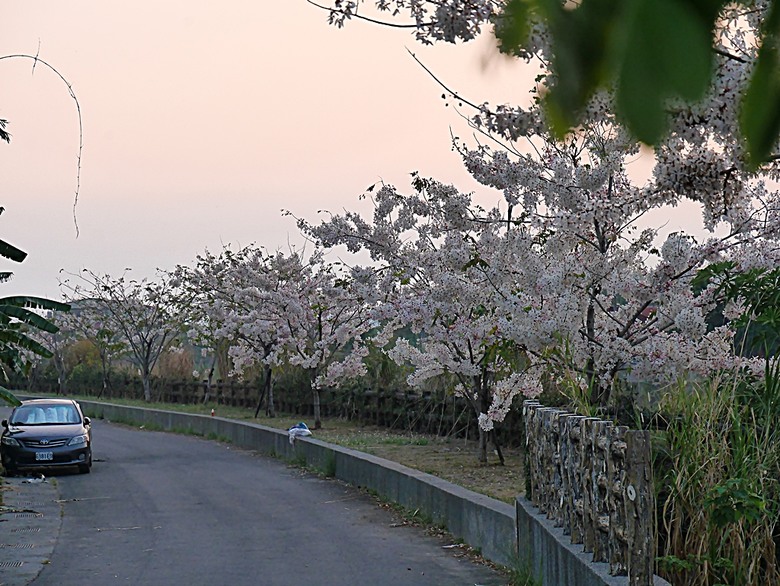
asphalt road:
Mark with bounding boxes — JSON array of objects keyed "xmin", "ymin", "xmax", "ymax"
[{"xmin": 16, "ymin": 416, "xmax": 507, "ymax": 586}]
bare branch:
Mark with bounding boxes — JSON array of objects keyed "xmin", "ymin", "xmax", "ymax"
[
  {"xmin": 0, "ymin": 53, "xmax": 83, "ymax": 237},
  {"xmin": 307, "ymin": 0, "xmax": 423, "ymax": 29}
]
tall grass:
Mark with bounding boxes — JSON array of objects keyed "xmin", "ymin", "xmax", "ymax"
[{"xmin": 656, "ymin": 365, "xmax": 780, "ymax": 585}]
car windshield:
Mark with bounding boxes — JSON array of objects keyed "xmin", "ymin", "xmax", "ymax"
[{"xmin": 10, "ymin": 404, "xmax": 81, "ymax": 425}]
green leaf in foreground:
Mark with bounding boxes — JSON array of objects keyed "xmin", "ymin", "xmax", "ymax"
[
  {"xmin": 616, "ymin": 0, "xmax": 713, "ymax": 144},
  {"xmin": 495, "ymin": 0, "xmax": 535, "ymax": 56},
  {"xmin": 540, "ymin": 0, "xmax": 616, "ymax": 136},
  {"xmin": 741, "ymin": 1, "xmax": 780, "ymax": 168}
]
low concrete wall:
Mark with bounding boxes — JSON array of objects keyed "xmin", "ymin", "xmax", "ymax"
[
  {"xmin": 78, "ymin": 401, "xmax": 518, "ymax": 568},
  {"xmin": 516, "ymin": 498, "xmax": 671, "ymax": 586}
]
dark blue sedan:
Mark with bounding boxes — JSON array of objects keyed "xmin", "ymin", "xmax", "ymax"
[{"xmin": 1, "ymin": 398, "xmax": 92, "ymax": 474}]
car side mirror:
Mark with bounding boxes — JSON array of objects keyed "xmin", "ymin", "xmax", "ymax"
[
  {"xmin": 1, "ymin": 419, "xmax": 7, "ymax": 428},
  {"xmin": 83, "ymin": 417, "xmax": 91, "ymax": 425}
]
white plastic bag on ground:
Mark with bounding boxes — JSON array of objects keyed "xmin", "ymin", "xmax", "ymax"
[{"xmin": 287, "ymin": 422, "xmax": 312, "ymax": 445}]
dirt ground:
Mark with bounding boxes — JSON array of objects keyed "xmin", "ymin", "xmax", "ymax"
[
  {"xmin": 201, "ymin": 409, "xmax": 526, "ymax": 503},
  {"xmin": 292, "ymin": 423, "xmax": 526, "ymax": 504}
]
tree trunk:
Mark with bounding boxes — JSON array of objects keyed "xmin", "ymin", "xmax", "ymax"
[
  {"xmin": 264, "ymin": 366, "xmax": 275, "ymax": 418},
  {"xmin": 587, "ymin": 358, "xmax": 610, "ymax": 407},
  {"xmin": 491, "ymin": 431, "xmax": 505, "ymax": 466},
  {"xmin": 254, "ymin": 366, "xmax": 274, "ymax": 419},
  {"xmin": 586, "ymin": 223, "xmax": 610, "ymax": 408},
  {"xmin": 202, "ymin": 357, "xmax": 216, "ymax": 404},
  {"xmin": 142, "ymin": 375, "xmax": 152, "ymax": 402},
  {"xmin": 313, "ymin": 388, "xmax": 321, "ymax": 430},
  {"xmin": 478, "ymin": 426, "xmax": 488, "ymax": 463},
  {"xmin": 308, "ymin": 367, "xmax": 322, "ymax": 429},
  {"xmin": 55, "ymin": 353, "xmax": 67, "ymax": 396},
  {"xmin": 98, "ymin": 354, "xmax": 111, "ymax": 399},
  {"xmin": 98, "ymin": 366, "xmax": 108, "ymax": 399},
  {"xmin": 254, "ymin": 386, "xmax": 266, "ymax": 419},
  {"xmin": 477, "ymin": 374, "xmax": 490, "ymax": 463}
]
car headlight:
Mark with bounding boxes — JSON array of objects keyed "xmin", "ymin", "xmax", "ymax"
[
  {"xmin": 68, "ymin": 434, "xmax": 88, "ymax": 446},
  {"xmin": 1, "ymin": 436, "xmax": 20, "ymax": 447}
]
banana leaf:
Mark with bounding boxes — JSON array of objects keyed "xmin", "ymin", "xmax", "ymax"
[
  {"xmin": 0, "ymin": 118, "xmax": 9, "ymax": 143},
  {"xmin": 0, "ymin": 329, "xmax": 55, "ymax": 359},
  {"xmin": 0, "ymin": 305, "xmax": 60, "ymax": 333},
  {"xmin": 0, "ymin": 348, "xmax": 28, "ymax": 374},
  {"xmin": 0, "ymin": 296, "xmax": 70, "ymax": 312},
  {"xmin": 0, "ymin": 386, "xmax": 21, "ymax": 407},
  {"xmin": 0, "ymin": 240, "xmax": 27, "ymax": 263}
]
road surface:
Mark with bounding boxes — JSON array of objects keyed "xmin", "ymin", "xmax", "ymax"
[{"xmin": 21, "ymin": 416, "xmax": 507, "ymax": 585}]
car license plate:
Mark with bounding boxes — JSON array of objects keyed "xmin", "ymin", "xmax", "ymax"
[{"xmin": 35, "ymin": 451, "xmax": 53, "ymax": 462}]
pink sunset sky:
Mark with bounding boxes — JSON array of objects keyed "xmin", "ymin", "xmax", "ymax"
[{"xmin": 1, "ymin": 1, "xmax": 693, "ymax": 300}]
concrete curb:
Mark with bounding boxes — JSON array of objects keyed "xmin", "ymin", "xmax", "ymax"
[{"xmin": 0, "ymin": 477, "xmax": 61, "ymax": 586}]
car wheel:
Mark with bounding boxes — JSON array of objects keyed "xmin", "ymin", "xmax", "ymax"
[{"xmin": 78, "ymin": 454, "xmax": 92, "ymax": 474}]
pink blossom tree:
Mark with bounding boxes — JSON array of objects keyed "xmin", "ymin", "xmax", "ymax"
[
  {"xmin": 30, "ymin": 312, "xmax": 79, "ymax": 396},
  {"xmin": 61, "ymin": 270, "xmax": 185, "ymax": 402},
  {"xmin": 58, "ymin": 299, "xmax": 127, "ymax": 398},
  {"xmin": 175, "ymin": 245, "xmax": 293, "ymax": 417},
  {"xmin": 303, "ymin": 0, "xmax": 780, "ymax": 429},
  {"xmin": 268, "ymin": 253, "xmax": 376, "ymax": 429},
  {"xmin": 177, "ymin": 246, "xmax": 376, "ymax": 427},
  {"xmin": 297, "ymin": 175, "xmax": 529, "ymax": 462}
]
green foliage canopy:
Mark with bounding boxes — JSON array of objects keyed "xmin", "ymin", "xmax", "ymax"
[{"xmin": 497, "ymin": 0, "xmax": 780, "ymax": 168}]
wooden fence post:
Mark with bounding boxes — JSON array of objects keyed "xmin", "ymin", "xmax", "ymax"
[
  {"xmin": 608, "ymin": 425, "xmax": 629, "ymax": 576},
  {"xmin": 524, "ymin": 402, "xmax": 545, "ymax": 507},
  {"xmin": 559, "ymin": 413, "xmax": 573, "ymax": 533},
  {"xmin": 522, "ymin": 402, "xmax": 654, "ymax": 585},
  {"xmin": 592, "ymin": 420, "xmax": 611, "ymax": 563},
  {"xmin": 527, "ymin": 403, "xmax": 542, "ymax": 507},
  {"xmin": 565, "ymin": 415, "xmax": 587, "ymax": 544},
  {"xmin": 581, "ymin": 417, "xmax": 599, "ymax": 554},
  {"xmin": 552, "ymin": 410, "xmax": 571, "ymax": 528},
  {"xmin": 541, "ymin": 408, "xmax": 556, "ymax": 518},
  {"xmin": 625, "ymin": 431, "xmax": 654, "ymax": 585},
  {"xmin": 522, "ymin": 400, "xmax": 540, "ymax": 501},
  {"xmin": 537, "ymin": 407, "xmax": 556, "ymax": 513}
]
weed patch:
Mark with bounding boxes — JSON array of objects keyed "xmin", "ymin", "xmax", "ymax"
[{"xmin": 322, "ymin": 453, "xmax": 337, "ymax": 478}]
